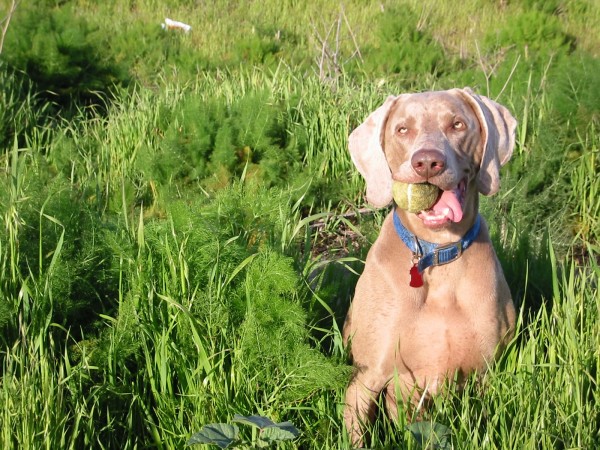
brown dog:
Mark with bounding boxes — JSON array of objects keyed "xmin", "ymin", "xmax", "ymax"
[{"xmin": 343, "ymin": 88, "xmax": 517, "ymax": 446}]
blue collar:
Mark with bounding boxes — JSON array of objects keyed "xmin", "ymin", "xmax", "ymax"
[{"xmin": 392, "ymin": 210, "xmax": 481, "ymax": 273}]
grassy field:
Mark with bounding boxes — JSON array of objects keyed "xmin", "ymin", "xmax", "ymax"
[{"xmin": 0, "ymin": 0, "xmax": 599, "ymax": 448}]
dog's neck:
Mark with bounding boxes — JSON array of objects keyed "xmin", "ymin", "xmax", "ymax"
[{"xmin": 392, "ymin": 209, "xmax": 481, "ymax": 286}]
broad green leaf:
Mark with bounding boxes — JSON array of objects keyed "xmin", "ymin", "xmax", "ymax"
[
  {"xmin": 186, "ymin": 423, "xmax": 239, "ymax": 448},
  {"xmin": 232, "ymin": 414, "xmax": 276, "ymax": 429},
  {"xmin": 407, "ymin": 421, "xmax": 452, "ymax": 449},
  {"xmin": 260, "ymin": 422, "xmax": 300, "ymax": 442}
]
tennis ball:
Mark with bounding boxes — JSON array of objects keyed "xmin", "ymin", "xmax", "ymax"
[{"xmin": 392, "ymin": 182, "xmax": 440, "ymax": 213}]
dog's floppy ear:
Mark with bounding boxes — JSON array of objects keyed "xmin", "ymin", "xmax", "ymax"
[
  {"xmin": 349, "ymin": 96, "xmax": 399, "ymax": 207},
  {"xmin": 458, "ymin": 88, "xmax": 517, "ymax": 196}
]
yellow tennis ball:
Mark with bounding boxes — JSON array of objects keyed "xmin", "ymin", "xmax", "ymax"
[{"xmin": 392, "ymin": 182, "xmax": 440, "ymax": 213}]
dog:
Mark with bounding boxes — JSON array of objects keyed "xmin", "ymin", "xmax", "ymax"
[{"xmin": 342, "ymin": 88, "xmax": 517, "ymax": 446}]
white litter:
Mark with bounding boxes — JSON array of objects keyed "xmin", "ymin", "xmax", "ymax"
[{"xmin": 161, "ymin": 18, "xmax": 192, "ymax": 33}]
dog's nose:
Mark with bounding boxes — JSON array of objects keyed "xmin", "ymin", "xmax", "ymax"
[{"xmin": 411, "ymin": 149, "xmax": 446, "ymax": 178}]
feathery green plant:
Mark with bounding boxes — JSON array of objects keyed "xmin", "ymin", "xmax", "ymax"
[{"xmin": 3, "ymin": 3, "xmax": 128, "ymax": 110}]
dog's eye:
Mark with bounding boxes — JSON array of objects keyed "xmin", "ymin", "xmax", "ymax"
[
  {"xmin": 452, "ymin": 121, "xmax": 465, "ymax": 131},
  {"xmin": 397, "ymin": 126, "xmax": 409, "ymax": 135}
]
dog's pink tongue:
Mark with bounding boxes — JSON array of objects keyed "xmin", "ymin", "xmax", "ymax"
[{"xmin": 431, "ymin": 190, "xmax": 463, "ymax": 222}]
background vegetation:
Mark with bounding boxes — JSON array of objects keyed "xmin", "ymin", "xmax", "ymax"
[{"xmin": 0, "ymin": 0, "xmax": 598, "ymax": 448}]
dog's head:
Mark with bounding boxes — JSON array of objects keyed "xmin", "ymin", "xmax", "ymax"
[{"xmin": 349, "ymin": 88, "xmax": 517, "ymax": 228}]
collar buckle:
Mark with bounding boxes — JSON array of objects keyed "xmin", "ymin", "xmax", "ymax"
[{"xmin": 432, "ymin": 241, "xmax": 463, "ymax": 266}]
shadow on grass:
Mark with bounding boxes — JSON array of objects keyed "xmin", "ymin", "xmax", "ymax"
[{"xmin": 494, "ymin": 229, "xmax": 555, "ymax": 325}]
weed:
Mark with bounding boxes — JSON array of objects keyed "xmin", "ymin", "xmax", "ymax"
[
  {"xmin": 188, "ymin": 414, "xmax": 300, "ymax": 449},
  {"xmin": 3, "ymin": 3, "xmax": 128, "ymax": 110},
  {"xmin": 484, "ymin": 9, "xmax": 575, "ymax": 58},
  {"xmin": 157, "ymin": 90, "xmax": 300, "ymax": 190},
  {"xmin": 357, "ymin": 4, "xmax": 451, "ymax": 82}
]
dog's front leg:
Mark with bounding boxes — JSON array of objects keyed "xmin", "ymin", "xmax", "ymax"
[{"xmin": 344, "ymin": 370, "xmax": 388, "ymax": 447}]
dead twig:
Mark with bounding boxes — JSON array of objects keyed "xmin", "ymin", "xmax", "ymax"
[
  {"xmin": 311, "ymin": 5, "xmax": 363, "ymax": 85},
  {"xmin": 0, "ymin": 0, "xmax": 19, "ymax": 55}
]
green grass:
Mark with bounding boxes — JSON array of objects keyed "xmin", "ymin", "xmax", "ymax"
[{"xmin": 0, "ymin": 0, "xmax": 599, "ymax": 448}]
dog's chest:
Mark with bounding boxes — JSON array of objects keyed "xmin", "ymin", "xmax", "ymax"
[{"xmin": 395, "ymin": 279, "xmax": 501, "ymax": 381}]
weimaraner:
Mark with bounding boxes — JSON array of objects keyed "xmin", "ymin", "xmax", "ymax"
[{"xmin": 343, "ymin": 88, "xmax": 517, "ymax": 446}]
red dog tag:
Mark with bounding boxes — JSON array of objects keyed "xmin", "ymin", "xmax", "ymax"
[{"xmin": 409, "ymin": 264, "xmax": 423, "ymax": 288}]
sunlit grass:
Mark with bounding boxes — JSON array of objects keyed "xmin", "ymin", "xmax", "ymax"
[{"xmin": 0, "ymin": 1, "xmax": 599, "ymax": 448}]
